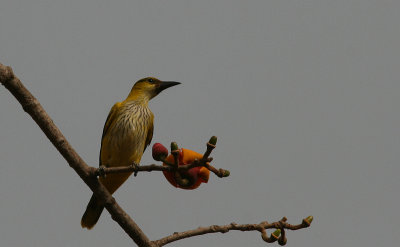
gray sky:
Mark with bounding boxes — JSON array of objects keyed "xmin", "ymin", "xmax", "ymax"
[{"xmin": 1, "ymin": 1, "xmax": 399, "ymax": 246}]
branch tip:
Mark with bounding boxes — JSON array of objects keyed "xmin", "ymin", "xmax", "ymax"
[
  {"xmin": 209, "ymin": 136, "xmax": 218, "ymax": 145},
  {"xmin": 302, "ymin": 216, "xmax": 313, "ymax": 226},
  {"xmin": 170, "ymin": 142, "xmax": 179, "ymax": 152}
]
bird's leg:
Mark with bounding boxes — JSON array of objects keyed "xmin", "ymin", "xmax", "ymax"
[{"xmin": 130, "ymin": 162, "xmax": 140, "ymax": 177}]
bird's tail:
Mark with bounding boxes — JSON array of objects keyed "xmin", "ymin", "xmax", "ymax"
[{"xmin": 81, "ymin": 193, "xmax": 104, "ymax": 229}]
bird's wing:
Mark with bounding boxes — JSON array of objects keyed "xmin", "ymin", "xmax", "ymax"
[
  {"xmin": 99, "ymin": 102, "xmax": 121, "ymax": 166},
  {"xmin": 143, "ymin": 114, "xmax": 154, "ymax": 153}
]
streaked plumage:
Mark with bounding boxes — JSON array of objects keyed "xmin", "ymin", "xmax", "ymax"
[{"xmin": 81, "ymin": 77, "xmax": 180, "ymax": 229}]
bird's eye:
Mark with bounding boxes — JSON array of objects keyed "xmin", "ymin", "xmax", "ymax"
[{"xmin": 148, "ymin": 78, "xmax": 154, "ymax": 83}]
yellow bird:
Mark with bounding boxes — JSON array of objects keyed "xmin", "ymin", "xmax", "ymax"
[{"xmin": 81, "ymin": 77, "xmax": 180, "ymax": 229}]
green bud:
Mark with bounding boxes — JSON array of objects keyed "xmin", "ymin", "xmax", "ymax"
[
  {"xmin": 171, "ymin": 142, "xmax": 179, "ymax": 152},
  {"xmin": 271, "ymin": 229, "xmax": 281, "ymax": 239},
  {"xmin": 304, "ymin": 216, "xmax": 313, "ymax": 225},
  {"xmin": 223, "ymin": 170, "xmax": 230, "ymax": 177},
  {"xmin": 209, "ymin": 136, "xmax": 218, "ymax": 145}
]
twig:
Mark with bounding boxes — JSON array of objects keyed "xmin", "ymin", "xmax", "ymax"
[
  {"xmin": 92, "ymin": 164, "xmax": 167, "ymax": 177},
  {"xmin": 153, "ymin": 216, "xmax": 313, "ymax": 246},
  {"xmin": 91, "ymin": 157, "xmax": 229, "ymax": 178}
]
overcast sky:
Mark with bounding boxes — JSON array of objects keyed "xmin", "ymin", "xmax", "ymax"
[{"xmin": 1, "ymin": 1, "xmax": 399, "ymax": 247}]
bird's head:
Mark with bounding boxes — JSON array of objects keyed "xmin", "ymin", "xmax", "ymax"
[{"xmin": 127, "ymin": 77, "xmax": 181, "ymax": 102}]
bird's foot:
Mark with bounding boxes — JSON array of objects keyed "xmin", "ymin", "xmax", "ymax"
[
  {"xmin": 131, "ymin": 162, "xmax": 139, "ymax": 177},
  {"xmin": 98, "ymin": 165, "xmax": 106, "ymax": 178}
]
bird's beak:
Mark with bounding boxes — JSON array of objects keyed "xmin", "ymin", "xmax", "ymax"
[{"xmin": 157, "ymin": 81, "xmax": 181, "ymax": 93}]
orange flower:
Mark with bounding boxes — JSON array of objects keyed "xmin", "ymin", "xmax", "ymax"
[{"xmin": 163, "ymin": 148, "xmax": 210, "ymax": 190}]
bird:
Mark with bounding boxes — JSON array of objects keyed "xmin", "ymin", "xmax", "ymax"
[{"xmin": 81, "ymin": 77, "xmax": 181, "ymax": 229}]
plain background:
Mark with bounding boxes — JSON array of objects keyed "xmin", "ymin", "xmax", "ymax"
[{"xmin": 1, "ymin": 1, "xmax": 399, "ymax": 246}]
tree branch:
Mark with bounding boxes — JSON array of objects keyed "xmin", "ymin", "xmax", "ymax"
[
  {"xmin": 89, "ymin": 138, "xmax": 230, "ymax": 179},
  {"xmin": 153, "ymin": 216, "xmax": 313, "ymax": 246},
  {"xmin": 0, "ymin": 63, "xmax": 156, "ymax": 247}
]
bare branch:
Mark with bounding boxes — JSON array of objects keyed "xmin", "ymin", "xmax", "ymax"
[
  {"xmin": 0, "ymin": 63, "xmax": 155, "ymax": 247},
  {"xmin": 153, "ymin": 216, "xmax": 313, "ymax": 246}
]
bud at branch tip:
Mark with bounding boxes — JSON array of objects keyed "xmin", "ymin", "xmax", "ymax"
[
  {"xmin": 209, "ymin": 136, "xmax": 218, "ymax": 145},
  {"xmin": 305, "ymin": 216, "xmax": 313, "ymax": 224},
  {"xmin": 152, "ymin": 143, "xmax": 168, "ymax": 161},
  {"xmin": 171, "ymin": 142, "xmax": 179, "ymax": 152},
  {"xmin": 223, "ymin": 170, "xmax": 230, "ymax": 177}
]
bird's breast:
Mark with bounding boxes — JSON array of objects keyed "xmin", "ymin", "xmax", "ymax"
[{"xmin": 104, "ymin": 103, "xmax": 153, "ymax": 166}]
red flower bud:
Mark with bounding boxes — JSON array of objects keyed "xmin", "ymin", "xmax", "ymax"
[{"xmin": 152, "ymin": 143, "xmax": 168, "ymax": 161}]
